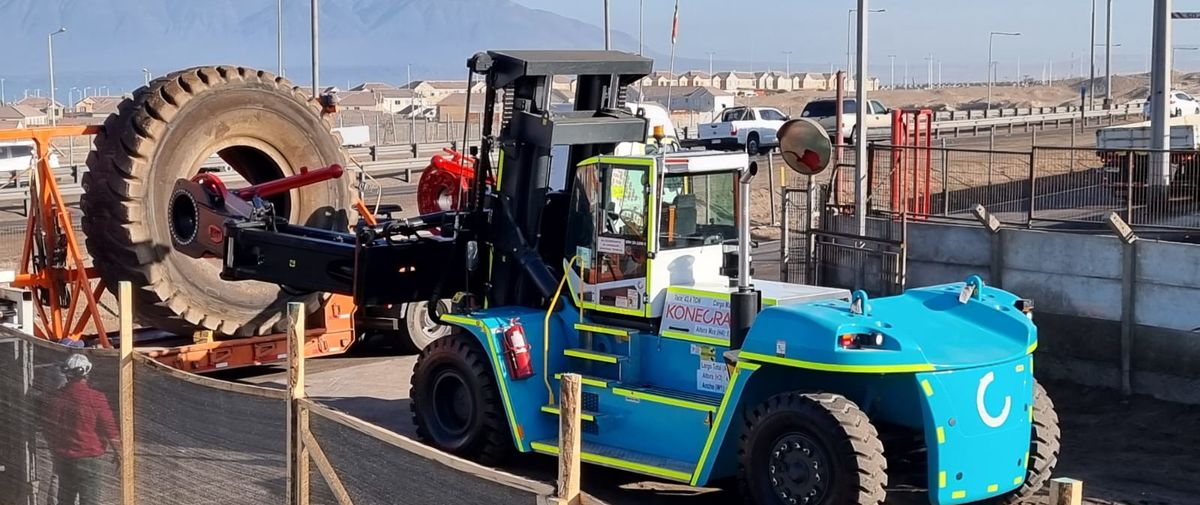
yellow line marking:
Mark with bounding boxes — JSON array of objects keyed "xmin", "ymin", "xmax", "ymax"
[
  {"xmin": 739, "ymin": 351, "xmax": 934, "ymax": 373},
  {"xmin": 530, "ymin": 441, "xmax": 692, "ymax": 482},
  {"xmin": 952, "ymin": 490, "xmax": 967, "ymax": 499},
  {"xmin": 611, "ymin": 388, "xmax": 718, "ymax": 413},
  {"xmin": 939, "ymin": 471, "xmax": 947, "ymax": 489},
  {"xmin": 921, "ymin": 379, "xmax": 934, "ymax": 397},
  {"xmin": 936, "ymin": 426, "xmax": 946, "ymax": 444},
  {"xmin": 987, "ymin": 484, "xmax": 999, "ymax": 493}
]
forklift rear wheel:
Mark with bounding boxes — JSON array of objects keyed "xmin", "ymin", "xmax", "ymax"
[
  {"xmin": 411, "ymin": 333, "xmax": 513, "ymax": 465},
  {"xmin": 985, "ymin": 380, "xmax": 1060, "ymax": 504},
  {"xmin": 400, "ymin": 300, "xmax": 453, "ymax": 353},
  {"xmin": 738, "ymin": 392, "xmax": 886, "ymax": 505}
]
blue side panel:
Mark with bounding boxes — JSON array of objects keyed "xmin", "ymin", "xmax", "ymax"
[
  {"xmin": 442, "ymin": 306, "xmax": 575, "ymax": 452},
  {"xmin": 690, "ymin": 363, "xmax": 757, "ymax": 486},
  {"xmin": 918, "ymin": 355, "xmax": 1034, "ymax": 504}
]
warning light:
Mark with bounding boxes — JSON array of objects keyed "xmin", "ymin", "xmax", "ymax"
[
  {"xmin": 839, "ymin": 332, "xmax": 885, "ymax": 349},
  {"xmin": 652, "ymin": 125, "xmax": 666, "ymax": 144}
]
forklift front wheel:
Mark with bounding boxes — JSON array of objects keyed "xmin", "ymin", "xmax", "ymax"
[
  {"xmin": 410, "ymin": 333, "xmax": 513, "ymax": 465},
  {"xmin": 738, "ymin": 392, "xmax": 887, "ymax": 505}
]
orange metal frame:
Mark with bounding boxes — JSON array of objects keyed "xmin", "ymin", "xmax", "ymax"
[
  {"xmin": 1, "ymin": 125, "xmax": 358, "ymax": 372},
  {"xmin": 2, "ymin": 125, "xmax": 109, "ymax": 346}
]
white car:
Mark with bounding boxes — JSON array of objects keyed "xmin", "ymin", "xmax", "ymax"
[
  {"xmin": 0, "ymin": 141, "xmax": 60, "ymax": 182},
  {"xmin": 698, "ymin": 106, "xmax": 788, "ymax": 154},
  {"xmin": 800, "ymin": 97, "xmax": 891, "ymax": 144},
  {"xmin": 1142, "ymin": 90, "xmax": 1200, "ymax": 118}
]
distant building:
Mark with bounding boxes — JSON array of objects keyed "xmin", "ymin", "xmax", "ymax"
[
  {"xmin": 350, "ymin": 82, "xmax": 397, "ymax": 92},
  {"xmin": 74, "ymin": 96, "xmax": 127, "ymax": 116},
  {"xmin": 435, "ymin": 93, "xmax": 486, "ymax": 122},
  {"xmin": 337, "ymin": 90, "xmax": 379, "ymax": 111},
  {"xmin": 402, "ymin": 80, "xmax": 484, "ymax": 99},
  {"xmin": 754, "ymin": 72, "xmax": 785, "ymax": 92},
  {"xmin": 633, "ymin": 86, "xmax": 734, "ymax": 115},
  {"xmin": 375, "ymin": 88, "xmax": 417, "ymax": 114},
  {"xmin": 680, "ymin": 71, "xmax": 712, "ymax": 87},
  {"xmin": 14, "ymin": 96, "xmax": 63, "ymax": 120},
  {"xmin": 711, "ymin": 72, "xmax": 757, "ymax": 95},
  {"xmin": 0, "ymin": 104, "xmax": 48, "ymax": 127},
  {"xmin": 552, "ymin": 75, "xmax": 577, "ymax": 94},
  {"xmin": 796, "ymin": 73, "xmax": 828, "ymax": 91}
]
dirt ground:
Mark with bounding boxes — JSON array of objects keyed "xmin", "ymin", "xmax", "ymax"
[{"xmin": 229, "ymin": 343, "xmax": 1200, "ymax": 505}]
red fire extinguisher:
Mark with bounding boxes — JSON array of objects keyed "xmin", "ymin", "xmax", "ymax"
[{"xmin": 502, "ymin": 318, "xmax": 535, "ymax": 380}]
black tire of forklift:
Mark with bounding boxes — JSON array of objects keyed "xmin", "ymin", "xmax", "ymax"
[
  {"xmin": 984, "ymin": 380, "xmax": 1060, "ymax": 505},
  {"xmin": 81, "ymin": 66, "xmax": 350, "ymax": 337},
  {"xmin": 738, "ymin": 392, "xmax": 887, "ymax": 505},
  {"xmin": 410, "ymin": 332, "xmax": 513, "ymax": 465},
  {"xmin": 399, "ymin": 300, "xmax": 454, "ymax": 353}
]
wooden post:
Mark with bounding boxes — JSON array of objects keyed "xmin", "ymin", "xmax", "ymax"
[
  {"xmin": 286, "ymin": 302, "xmax": 310, "ymax": 505},
  {"xmin": 1049, "ymin": 477, "xmax": 1083, "ymax": 505},
  {"xmin": 118, "ymin": 281, "xmax": 135, "ymax": 505},
  {"xmin": 557, "ymin": 373, "xmax": 582, "ymax": 505}
]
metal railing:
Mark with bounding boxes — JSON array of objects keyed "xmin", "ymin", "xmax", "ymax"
[{"xmin": 855, "ymin": 143, "xmax": 1200, "ymax": 231}]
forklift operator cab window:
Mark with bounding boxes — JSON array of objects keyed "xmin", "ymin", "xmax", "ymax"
[
  {"xmin": 659, "ymin": 172, "xmax": 737, "ymax": 250},
  {"xmin": 565, "ymin": 162, "xmax": 650, "ymax": 313}
]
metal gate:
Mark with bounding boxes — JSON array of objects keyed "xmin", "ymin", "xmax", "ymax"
[{"xmin": 781, "ymin": 186, "xmax": 907, "ymax": 296}]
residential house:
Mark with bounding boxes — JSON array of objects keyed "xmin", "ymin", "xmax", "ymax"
[
  {"xmin": 337, "ymin": 90, "xmax": 379, "ymax": 111},
  {"xmin": 0, "ymin": 104, "xmax": 48, "ymax": 127},
  {"xmin": 403, "ymin": 80, "xmax": 484, "ymax": 100},
  {"xmin": 680, "ymin": 71, "xmax": 712, "ymax": 87},
  {"xmin": 15, "ymin": 96, "xmax": 63, "ymax": 121},
  {"xmin": 74, "ymin": 96, "xmax": 126, "ymax": 116},
  {"xmin": 350, "ymin": 82, "xmax": 397, "ymax": 92},
  {"xmin": 635, "ymin": 86, "xmax": 734, "ymax": 116},
  {"xmin": 754, "ymin": 72, "xmax": 785, "ymax": 92},
  {"xmin": 376, "ymin": 89, "xmax": 417, "ymax": 114},
  {"xmin": 711, "ymin": 72, "xmax": 757, "ymax": 94},
  {"xmin": 796, "ymin": 73, "xmax": 828, "ymax": 90},
  {"xmin": 435, "ymin": 93, "xmax": 487, "ymax": 122}
]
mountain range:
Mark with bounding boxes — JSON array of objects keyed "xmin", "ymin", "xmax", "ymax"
[{"xmin": 0, "ymin": 0, "xmax": 672, "ymax": 95}]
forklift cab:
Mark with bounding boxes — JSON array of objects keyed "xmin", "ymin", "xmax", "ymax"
[{"xmin": 565, "ymin": 150, "xmax": 750, "ymax": 319}]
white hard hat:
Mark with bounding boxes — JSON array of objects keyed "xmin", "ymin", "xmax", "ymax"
[{"xmin": 62, "ymin": 354, "xmax": 92, "ymax": 378}]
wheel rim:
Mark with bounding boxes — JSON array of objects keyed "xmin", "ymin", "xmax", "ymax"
[
  {"xmin": 422, "ymin": 301, "xmax": 451, "ymax": 336},
  {"xmin": 430, "ymin": 368, "xmax": 474, "ymax": 439},
  {"xmin": 767, "ymin": 433, "xmax": 831, "ymax": 504}
]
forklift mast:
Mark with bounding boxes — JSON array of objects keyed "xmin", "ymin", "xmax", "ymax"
[{"xmin": 466, "ymin": 50, "xmax": 653, "ymax": 309}]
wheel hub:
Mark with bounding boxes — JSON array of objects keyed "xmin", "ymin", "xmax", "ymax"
[
  {"xmin": 431, "ymin": 369, "xmax": 473, "ymax": 438},
  {"xmin": 768, "ymin": 434, "xmax": 830, "ymax": 504}
]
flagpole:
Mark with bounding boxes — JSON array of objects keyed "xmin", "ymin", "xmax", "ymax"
[{"xmin": 665, "ymin": 0, "xmax": 680, "ymax": 120}]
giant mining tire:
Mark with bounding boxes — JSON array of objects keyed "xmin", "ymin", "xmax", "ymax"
[{"xmin": 81, "ymin": 66, "xmax": 350, "ymax": 337}]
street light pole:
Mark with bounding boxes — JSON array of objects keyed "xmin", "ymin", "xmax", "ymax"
[
  {"xmin": 706, "ymin": 51, "xmax": 716, "ymax": 76},
  {"xmin": 48, "ymin": 27, "xmax": 66, "ymax": 126},
  {"xmin": 1089, "ymin": 0, "xmax": 1097, "ymax": 108},
  {"xmin": 782, "ymin": 51, "xmax": 792, "ymax": 83},
  {"xmin": 603, "ymin": 0, "xmax": 611, "ymax": 50},
  {"xmin": 887, "ymin": 54, "xmax": 896, "ymax": 89},
  {"xmin": 277, "ymin": 0, "xmax": 285, "ymax": 76},
  {"xmin": 854, "ymin": 0, "xmax": 869, "ymax": 235},
  {"xmin": 141, "ymin": 68, "xmax": 151, "ymax": 86},
  {"xmin": 638, "ymin": 0, "xmax": 644, "ymax": 55},
  {"xmin": 311, "ymin": 0, "xmax": 319, "ymax": 99},
  {"xmin": 1104, "ymin": 0, "xmax": 1113, "ymax": 107},
  {"xmin": 1, "ymin": 78, "xmax": 5, "ymax": 106},
  {"xmin": 846, "ymin": 8, "xmax": 885, "ymax": 82},
  {"xmin": 987, "ymin": 31, "xmax": 1021, "ymax": 111}
]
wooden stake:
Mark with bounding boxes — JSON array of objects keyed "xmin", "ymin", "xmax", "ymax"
[
  {"xmin": 1050, "ymin": 477, "xmax": 1083, "ymax": 505},
  {"xmin": 118, "ymin": 281, "xmax": 134, "ymax": 505},
  {"xmin": 286, "ymin": 302, "xmax": 310, "ymax": 505},
  {"xmin": 557, "ymin": 373, "xmax": 582, "ymax": 505}
]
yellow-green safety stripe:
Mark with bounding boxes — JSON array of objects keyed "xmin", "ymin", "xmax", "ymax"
[{"xmin": 739, "ymin": 351, "xmax": 935, "ymax": 374}]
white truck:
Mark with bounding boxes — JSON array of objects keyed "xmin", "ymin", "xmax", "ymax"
[
  {"xmin": 1095, "ymin": 115, "xmax": 1200, "ymax": 201},
  {"xmin": 698, "ymin": 106, "xmax": 788, "ymax": 154}
]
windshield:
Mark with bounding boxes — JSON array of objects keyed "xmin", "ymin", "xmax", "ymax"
[{"xmin": 659, "ymin": 171, "xmax": 737, "ymax": 249}]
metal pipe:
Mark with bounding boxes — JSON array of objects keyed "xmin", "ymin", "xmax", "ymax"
[
  {"xmin": 1090, "ymin": 0, "xmax": 1097, "ymax": 109},
  {"xmin": 603, "ymin": 0, "xmax": 611, "ymax": 50},
  {"xmin": 854, "ymin": 0, "xmax": 868, "ymax": 235},
  {"xmin": 1150, "ymin": 0, "xmax": 1171, "ymax": 194},
  {"xmin": 738, "ymin": 163, "xmax": 756, "ymax": 289}
]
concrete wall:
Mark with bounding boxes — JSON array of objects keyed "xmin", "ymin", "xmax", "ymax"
[{"xmin": 901, "ymin": 221, "xmax": 1200, "ymax": 403}]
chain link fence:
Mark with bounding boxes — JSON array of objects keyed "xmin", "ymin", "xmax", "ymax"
[{"xmin": 0, "ymin": 320, "xmax": 557, "ymax": 505}]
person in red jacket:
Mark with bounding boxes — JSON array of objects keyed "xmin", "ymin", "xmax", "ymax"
[{"xmin": 42, "ymin": 354, "xmax": 118, "ymax": 505}]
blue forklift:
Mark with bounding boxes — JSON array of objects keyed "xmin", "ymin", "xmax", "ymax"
[{"xmin": 170, "ymin": 51, "xmax": 1059, "ymax": 504}]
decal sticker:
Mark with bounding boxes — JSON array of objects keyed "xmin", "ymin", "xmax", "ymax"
[
  {"xmin": 775, "ymin": 339, "xmax": 787, "ymax": 356},
  {"xmin": 598, "ymin": 236, "xmax": 626, "ymax": 254},
  {"xmin": 576, "ymin": 247, "xmax": 592, "ymax": 268},
  {"xmin": 976, "ymin": 371, "xmax": 1012, "ymax": 428},
  {"xmin": 662, "ymin": 290, "xmax": 732, "ymax": 339},
  {"xmin": 697, "ymin": 360, "xmax": 729, "ymax": 393}
]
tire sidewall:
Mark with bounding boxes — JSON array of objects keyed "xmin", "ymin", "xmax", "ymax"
[{"xmin": 412, "ymin": 338, "xmax": 494, "ymax": 453}]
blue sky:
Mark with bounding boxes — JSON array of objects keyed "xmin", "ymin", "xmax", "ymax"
[{"xmin": 515, "ymin": 0, "xmax": 1200, "ymax": 81}]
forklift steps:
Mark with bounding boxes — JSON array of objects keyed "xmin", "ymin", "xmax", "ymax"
[
  {"xmin": 553, "ymin": 372, "xmax": 611, "ymax": 389},
  {"xmin": 540, "ymin": 404, "xmax": 601, "ymax": 422},
  {"xmin": 529, "ymin": 438, "xmax": 695, "ymax": 483},
  {"xmin": 611, "ymin": 385, "xmax": 721, "ymax": 413},
  {"xmin": 573, "ymin": 322, "xmax": 634, "ymax": 339},
  {"xmin": 563, "ymin": 348, "xmax": 627, "ymax": 364}
]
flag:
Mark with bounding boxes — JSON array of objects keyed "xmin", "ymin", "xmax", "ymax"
[{"xmin": 671, "ymin": 0, "xmax": 680, "ymax": 44}]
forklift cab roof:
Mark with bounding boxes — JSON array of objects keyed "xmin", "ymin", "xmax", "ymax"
[{"xmin": 482, "ymin": 50, "xmax": 653, "ymax": 88}]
